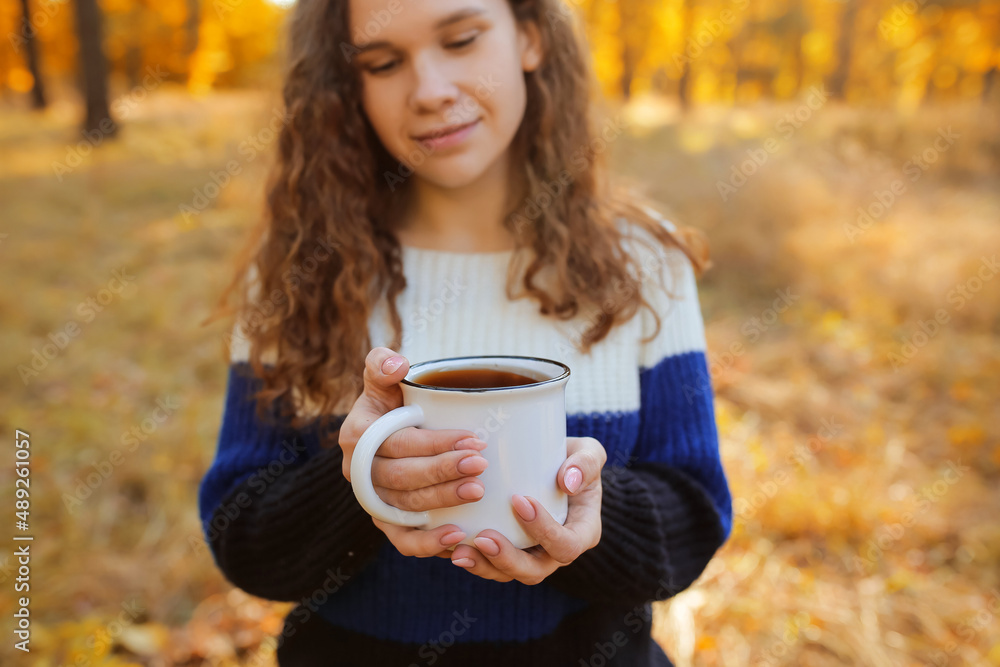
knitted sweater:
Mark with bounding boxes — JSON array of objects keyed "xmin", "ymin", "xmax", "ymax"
[{"xmin": 198, "ymin": 220, "xmax": 732, "ymax": 667}]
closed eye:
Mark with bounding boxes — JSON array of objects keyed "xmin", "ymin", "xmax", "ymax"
[
  {"xmin": 368, "ymin": 60, "xmax": 398, "ymax": 74},
  {"xmin": 365, "ymin": 33, "xmax": 479, "ymax": 75},
  {"xmin": 447, "ymin": 34, "xmax": 478, "ymax": 50}
]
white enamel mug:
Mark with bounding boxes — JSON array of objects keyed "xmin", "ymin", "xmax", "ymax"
[{"xmin": 350, "ymin": 355, "xmax": 571, "ymax": 550}]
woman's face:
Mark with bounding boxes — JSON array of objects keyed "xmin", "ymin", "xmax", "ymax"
[{"xmin": 349, "ymin": 0, "xmax": 542, "ymax": 190}]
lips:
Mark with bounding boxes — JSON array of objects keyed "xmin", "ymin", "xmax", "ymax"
[{"xmin": 413, "ymin": 120, "xmax": 478, "ymax": 141}]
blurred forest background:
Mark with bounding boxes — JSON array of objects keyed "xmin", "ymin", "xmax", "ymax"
[{"xmin": 1, "ymin": 0, "xmax": 998, "ymax": 665}]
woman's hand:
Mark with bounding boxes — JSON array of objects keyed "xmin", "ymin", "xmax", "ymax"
[
  {"xmin": 440, "ymin": 436, "xmax": 606, "ymax": 585},
  {"xmin": 339, "ymin": 347, "xmax": 490, "ymax": 558}
]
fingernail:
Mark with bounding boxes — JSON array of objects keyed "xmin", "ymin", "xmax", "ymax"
[
  {"xmin": 474, "ymin": 537, "xmax": 500, "ymax": 556},
  {"xmin": 455, "ymin": 437, "xmax": 487, "ymax": 450},
  {"xmin": 457, "ymin": 455, "xmax": 487, "ymax": 475},
  {"xmin": 381, "ymin": 356, "xmax": 404, "ymax": 374},
  {"xmin": 512, "ymin": 494, "xmax": 535, "ymax": 521},
  {"xmin": 457, "ymin": 482, "xmax": 484, "ymax": 500},
  {"xmin": 453, "ymin": 558, "xmax": 475, "ymax": 568},
  {"xmin": 440, "ymin": 531, "xmax": 465, "ymax": 546},
  {"xmin": 564, "ymin": 467, "xmax": 583, "ymax": 494}
]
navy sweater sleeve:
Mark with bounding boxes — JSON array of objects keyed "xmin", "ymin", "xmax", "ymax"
[
  {"xmin": 544, "ymin": 351, "xmax": 731, "ymax": 606},
  {"xmin": 198, "ymin": 363, "xmax": 386, "ymax": 602},
  {"xmin": 546, "ymin": 235, "xmax": 732, "ymax": 607},
  {"xmin": 544, "ymin": 459, "xmax": 727, "ymax": 606}
]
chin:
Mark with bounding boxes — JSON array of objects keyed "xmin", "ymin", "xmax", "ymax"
[{"xmin": 415, "ymin": 157, "xmax": 492, "ymax": 190}]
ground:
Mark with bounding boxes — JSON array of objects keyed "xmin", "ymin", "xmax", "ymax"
[{"xmin": 0, "ymin": 88, "xmax": 997, "ymax": 666}]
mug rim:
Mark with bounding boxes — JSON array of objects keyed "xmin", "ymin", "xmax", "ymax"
[{"xmin": 401, "ymin": 355, "xmax": 570, "ymax": 393}]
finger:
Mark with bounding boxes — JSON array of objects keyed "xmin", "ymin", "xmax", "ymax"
[
  {"xmin": 361, "ymin": 347, "xmax": 410, "ymax": 416},
  {"xmin": 339, "ymin": 348, "xmax": 411, "ymax": 480},
  {"xmin": 465, "ymin": 531, "xmax": 555, "ymax": 586},
  {"xmin": 510, "ymin": 494, "xmax": 597, "ymax": 564},
  {"xmin": 558, "ymin": 437, "xmax": 607, "ymax": 495},
  {"xmin": 375, "ymin": 476, "xmax": 485, "ymax": 511},
  {"xmin": 449, "ymin": 544, "xmax": 514, "ymax": 583},
  {"xmin": 373, "ymin": 519, "xmax": 467, "ymax": 558},
  {"xmin": 378, "ymin": 427, "xmax": 484, "ymax": 459},
  {"xmin": 562, "ymin": 486, "xmax": 603, "ymax": 540},
  {"xmin": 373, "ymin": 449, "xmax": 488, "ymax": 490}
]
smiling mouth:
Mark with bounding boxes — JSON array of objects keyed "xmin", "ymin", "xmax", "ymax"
[{"xmin": 413, "ymin": 120, "xmax": 479, "ymax": 141}]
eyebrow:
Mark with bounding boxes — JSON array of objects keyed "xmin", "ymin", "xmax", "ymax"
[{"xmin": 353, "ymin": 7, "xmax": 487, "ymax": 54}]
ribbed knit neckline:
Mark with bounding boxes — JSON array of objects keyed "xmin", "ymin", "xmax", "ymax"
[{"xmin": 400, "ymin": 244, "xmax": 515, "ymax": 259}]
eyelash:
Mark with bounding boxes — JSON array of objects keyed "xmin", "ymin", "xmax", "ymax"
[{"xmin": 367, "ymin": 34, "xmax": 479, "ymax": 75}]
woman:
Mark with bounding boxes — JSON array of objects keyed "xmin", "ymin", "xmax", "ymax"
[{"xmin": 199, "ymin": 0, "xmax": 731, "ymax": 664}]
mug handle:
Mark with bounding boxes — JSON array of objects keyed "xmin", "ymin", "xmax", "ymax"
[{"xmin": 349, "ymin": 404, "xmax": 431, "ymax": 527}]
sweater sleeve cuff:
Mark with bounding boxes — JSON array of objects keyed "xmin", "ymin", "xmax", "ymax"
[
  {"xmin": 207, "ymin": 445, "xmax": 387, "ymax": 602},
  {"xmin": 544, "ymin": 461, "xmax": 726, "ymax": 606}
]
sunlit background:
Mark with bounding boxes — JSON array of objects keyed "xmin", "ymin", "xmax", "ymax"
[{"xmin": 1, "ymin": 0, "xmax": 998, "ymax": 665}]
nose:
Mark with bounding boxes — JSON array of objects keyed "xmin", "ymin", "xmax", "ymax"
[{"xmin": 409, "ymin": 53, "xmax": 459, "ymax": 112}]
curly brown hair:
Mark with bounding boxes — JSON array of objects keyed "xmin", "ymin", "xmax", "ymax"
[{"xmin": 210, "ymin": 0, "xmax": 711, "ymax": 430}]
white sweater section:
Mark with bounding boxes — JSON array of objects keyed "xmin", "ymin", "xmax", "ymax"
[
  {"xmin": 368, "ymin": 236, "xmax": 707, "ymax": 416},
  {"xmin": 230, "ymin": 222, "xmax": 709, "ymax": 418}
]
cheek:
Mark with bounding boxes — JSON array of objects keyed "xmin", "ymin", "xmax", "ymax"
[
  {"xmin": 483, "ymin": 71, "xmax": 526, "ymax": 136},
  {"xmin": 473, "ymin": 43, "xmax": 526, "ymax": 124},
  {"xmin": 362, "ymin": 83, "xmax": 404, "ymax": 147}
]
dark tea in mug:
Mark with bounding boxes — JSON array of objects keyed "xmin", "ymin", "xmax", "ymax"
[{"xmin": 414, "ymin": 368, "xmax": 540, "ymax": 389}]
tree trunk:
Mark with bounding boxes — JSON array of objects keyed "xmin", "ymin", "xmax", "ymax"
[
  {"xmin": 620, "ymin": 41, "xmax": 635, "ymax": 100},
  {"xmin": 618, "ymin": 0, "xmax": 658, "ymax": 101},
  {"xmin": 74, "ymin": 0, "xmax": 117, "ymax": 137},
  {"xmin": 790, "ymin": 0, "xmax": 806, "ymax": 95},
  {"xmin": 185, "ymin": 0, "xmax": 201, "ymax": 58},
  {"xmin": 732, "ymin": 18, "xmax": 750, "ymax": 98},
  {"xmin": 828, "ymin": 0, "xmax": 858, "ymax": 99},
  {"xmin": 19, "ymin": 0, "xmax": 47, "ymax": 109},
  {"xmin": 677, "ymin": 0, "xmax": 695, "ymax": 110}
]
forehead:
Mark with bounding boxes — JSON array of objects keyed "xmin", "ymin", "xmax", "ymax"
[{"xmin": 348, "ymin": 0, "xmax": 499, "ymax": 41}]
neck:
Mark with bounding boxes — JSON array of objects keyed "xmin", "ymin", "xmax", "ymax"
[{"xmin": 397, "ymin": 151, "xmax": 521, "ymax": 253}]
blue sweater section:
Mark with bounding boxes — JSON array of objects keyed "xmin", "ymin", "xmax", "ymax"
[
  {"xmin": 198, "ymin": 363, "xmax": 327, "ymax": 530},
  {"xmin": 638, "ymin": 350, "xmax": 732, "ymax": 538}
]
